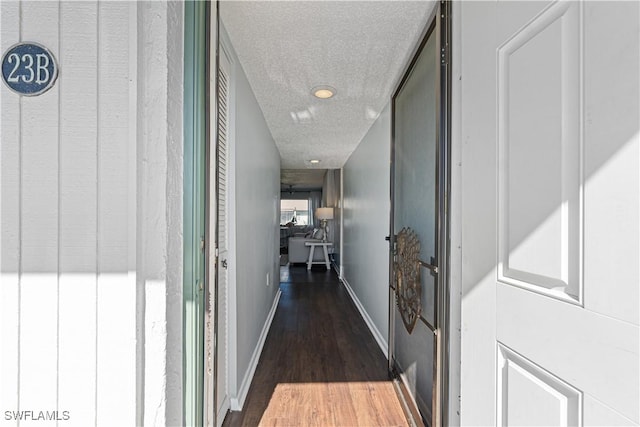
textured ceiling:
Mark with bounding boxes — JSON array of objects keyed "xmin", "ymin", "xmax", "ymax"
[
  {"xmin": 220, "ymin": 0, "xmax": 435, "ymax": 171},
  {"xmin": 280, "ymin": 168, "xmax": 327, "ymax": 191}
]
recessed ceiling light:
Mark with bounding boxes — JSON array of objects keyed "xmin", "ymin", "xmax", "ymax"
[
  {"xmin": 312, "ymin": 85, "xmax": 336, "ymax": 99},
  {"xmin": 309, "ymin": 159, "xmax": 321, "ymax": 164}
]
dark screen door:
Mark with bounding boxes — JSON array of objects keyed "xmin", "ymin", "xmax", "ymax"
[{"xmin": 389, "ymin": 5, "xmax": 448, "ymax": 425}]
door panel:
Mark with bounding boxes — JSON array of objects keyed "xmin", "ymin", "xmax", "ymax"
[
  {"xmin": 498, "ymin": 0, "xmax": 581, "ymax": 304},
  {"xmin": 497, "ymin": 343, "xmax": 581, "ymax": 427},
  {"xmin": 497, "ymin": 285, "xmax": 639, "ymax": 420},
  {"xmin": 460, "ymin": 1, "xmax": 639, "ymax": 425}
]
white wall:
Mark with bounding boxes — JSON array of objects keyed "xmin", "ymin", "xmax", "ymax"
[
  {"xmin": 221, "ymin": 26, "xmax": 281, "ymax": 408},
  {"xmin": 342, "ymin": 103, "xmax": 391, "ymax": 355},
  {"xmin": 0, "ymin": 2, "xmax": 183, "ymax": 426},
  {"xmin": 142, "ymin": 3, "xmax": 185, "ymax": 426}
]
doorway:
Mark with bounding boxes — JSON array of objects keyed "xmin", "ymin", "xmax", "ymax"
[{"xmin": 196, "ymin": 1, "xmax": 456, "ymax": 426}]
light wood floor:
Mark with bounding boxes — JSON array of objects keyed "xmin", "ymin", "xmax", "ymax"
[{"xmin": 222, "ymin": 263, "xmax": 409, "ymax": 427}]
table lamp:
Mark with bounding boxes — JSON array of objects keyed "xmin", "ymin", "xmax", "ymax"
[{"xmin": 315, "ymin": 207, "xmax": 334, "ymax": 242}]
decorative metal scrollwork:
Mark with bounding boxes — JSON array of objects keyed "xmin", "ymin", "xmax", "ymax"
[{"xmin": 394, "ymin": 227, "xmax": 422, "ymax": 334}]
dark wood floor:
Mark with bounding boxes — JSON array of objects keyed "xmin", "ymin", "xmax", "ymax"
[{"xmin": 222, "ymin": 263, "xmax": 409, "ymax": 427}]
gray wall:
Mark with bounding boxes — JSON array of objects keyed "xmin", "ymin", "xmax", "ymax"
[
  {"xmin": 227, "ymin": 30, "xmax": 282, "ymax": 403},
  {"xmin": 342, "ymin": 103, "xmax": 391, "ymax": 350}
]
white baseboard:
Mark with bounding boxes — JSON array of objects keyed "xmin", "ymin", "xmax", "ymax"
[
  {"xmin": 331, "ymin": 259, "xmax": 340, "ymax": 277},
  {"xmin": 230, "ymin": 289, "xmax": 282, "ymax": 411},
  {"xmin": 341, "ymin": 277, "xmax": 388, "ymax": 358}
]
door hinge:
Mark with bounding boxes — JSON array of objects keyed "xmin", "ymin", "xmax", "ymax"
[{"xmin": 200, "ymin": 237, "xmax": 205, "ymax": 252}]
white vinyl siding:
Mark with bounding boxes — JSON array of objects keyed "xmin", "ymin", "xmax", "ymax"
[{"xmin": 1, "ymin": 2, "xmax": 184, "ymax": 425}]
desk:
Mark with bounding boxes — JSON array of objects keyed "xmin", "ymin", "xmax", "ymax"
[{"xmin": 304, "ymin": 241, "xmax": 332, "ymax": 270}]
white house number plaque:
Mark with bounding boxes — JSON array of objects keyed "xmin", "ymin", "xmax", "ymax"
[{"xmin": 1, "ymin": 42, "xmax": 58, "ymax": 96}]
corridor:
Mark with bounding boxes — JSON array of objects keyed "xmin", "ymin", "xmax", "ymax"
[{"xmin": 223, "ymin": 264, "xmax": 409, "ymax": 426}]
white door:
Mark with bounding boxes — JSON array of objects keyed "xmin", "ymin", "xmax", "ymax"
[
  {"xmin": 205, "ymin": 38, "xmax": 233, "ymax": 427},
  {"xmin": 459, "ymin": 1, "xmax": 639, "ymax": 425},
  {"xmin": 214, "ymin": 45, "xmax": 232, "ymax": 426}
]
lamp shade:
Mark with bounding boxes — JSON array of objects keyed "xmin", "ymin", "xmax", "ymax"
[{"xmin": 315, "ymin": 207, "xmax": 334, "ymax": 220}]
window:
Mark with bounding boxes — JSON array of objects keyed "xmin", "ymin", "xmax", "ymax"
[{"xmin": 281, "ymin": 199, "xmax": 310, "ymax": 225}]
